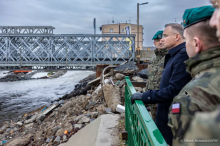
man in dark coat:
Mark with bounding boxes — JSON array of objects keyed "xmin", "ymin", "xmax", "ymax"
[{"xmin": 131, "ymin": 23, "xmax": 192, "ymax": 146}]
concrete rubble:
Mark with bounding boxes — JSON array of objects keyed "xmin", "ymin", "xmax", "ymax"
[
  {"xmin": 0, "ymin": 62, "xmax": 149, "ymax": 146},
  {"xmin": 132, "ymin": 76, "xmax": 144, "ymax": 82},
  {"xmin": 137, "ymin": 68, "xmax": 148, "ymax": 79}
]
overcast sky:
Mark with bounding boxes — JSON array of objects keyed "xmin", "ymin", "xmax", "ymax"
[{"xmin": 0, "ymin": 0, "xmax": 211, "ymax": 46}]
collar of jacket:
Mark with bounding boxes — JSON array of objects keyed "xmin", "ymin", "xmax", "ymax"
[
  {"xmin": 185, "ymin": 46, "xmax": 220, "ymax": 77},
  {"xmin": 168, "ymin": 42, "xmax": 186, "ymax": 56},
  {"xmin": 154, "ymin": 48, "xmax": 168, "ymax": 57}
]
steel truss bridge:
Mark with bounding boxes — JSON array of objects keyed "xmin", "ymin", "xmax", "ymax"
[{"xmin": 0, "ymin": 26, "xmax": 135, "ymax": 70}]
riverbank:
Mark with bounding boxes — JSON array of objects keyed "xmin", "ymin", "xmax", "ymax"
[
  {"xmin": 0, "ymin": 70, "xmax": 68, "ymax": 82},
  {"xmin": 0, "ymin": 71, "xmax": 95, "ymax": 127},
  {"xmin": 0, "ymin": 63, "xmax": 148, "ymax": 146}
]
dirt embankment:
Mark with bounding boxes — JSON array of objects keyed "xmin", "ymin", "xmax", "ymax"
[{"xmin": 0, "ymin": 62, "xmax": 149, "ymax": 146}]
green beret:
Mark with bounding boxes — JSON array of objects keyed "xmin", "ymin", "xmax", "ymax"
[
  {"xmin": 183, "ymin": 6, "xmax": 215, "ymax": 29},
  {"xmin": 152, "ymin": 31, "xmax": 163, "ymax": 40}
]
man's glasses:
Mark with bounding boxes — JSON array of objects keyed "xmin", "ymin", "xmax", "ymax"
[{"xmin": 162, "ymin": 33, "xmax": 177, "ymax": 38}]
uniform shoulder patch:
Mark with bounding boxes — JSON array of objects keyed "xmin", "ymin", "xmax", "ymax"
[{"xmin": 172, "ymin": 103, "xmax": 181, "ymax": 114}]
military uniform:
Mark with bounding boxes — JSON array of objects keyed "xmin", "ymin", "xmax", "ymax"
[
  {"xmin": 147, "ymin": 48, "xmax": 167, "ymax": 120},
  {"xmin": 181, "ymin": 105, "xmax": 220, "ymax": 146},
  {"xmin": 146, "ymin": 30, "xmax": 168, "ymax": 121},
  {"xmin": 168, "ymin": 6, "xmax": 220, "ymax": 145},
  {"xmin": 168, "ymin": 47, "xmax": 220, "ymax": 145}
]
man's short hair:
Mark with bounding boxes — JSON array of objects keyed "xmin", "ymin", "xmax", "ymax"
[
  {"xmin": 165, "ymin": 23, "xmax": 184, "ymax": 39},
  {"xmin": 185, "ymin": 19, "xmax": 219, "ymax": 46}
]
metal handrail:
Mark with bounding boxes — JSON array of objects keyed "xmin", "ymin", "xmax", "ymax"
[{"xmin": 125, "ymin": 76, "xmax": 168, "ymax": 146}]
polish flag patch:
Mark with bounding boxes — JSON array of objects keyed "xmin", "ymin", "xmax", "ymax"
[{"xmin": 172, "ymin": 103, "xmax": 180, "ymax": 114}]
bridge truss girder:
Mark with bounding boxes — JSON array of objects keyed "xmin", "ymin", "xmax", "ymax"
[{"xmin": 0, "ymin": 34, "xmax": 135, "ymax": 70}]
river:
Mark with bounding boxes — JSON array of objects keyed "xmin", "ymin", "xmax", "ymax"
[{"xmin": 0, "ymin": 71, "xmax": 94, "ymax": 126}]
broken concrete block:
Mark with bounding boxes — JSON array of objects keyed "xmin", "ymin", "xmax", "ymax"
[
  {"xmin": 90, "ymin": 112, "xmax": 98, "ymax": 119},
  {"xmin": 116, "ymin": 104, "xmax": 125, "ymax": 113},
  {"xmin": 75, "ymin": 124, "xmax": 82, "ymax": 129},
  {"xmin": 103, "ymin": 84, "xmax": 121, "ymax": 112},
  {"xmin": 114, "ymin": 73, "xmax": 125, "ymax": 80},
  {"xmin": 132, "ymin": 76, "xmax": 144, "ymax": 82},
  {"xmin": 78, "ymin": 116, "xmax": 90, "ymax": 124},
  {"xmin": 73, "ymin": 115, "xmax": 84, "ymax": 123}
]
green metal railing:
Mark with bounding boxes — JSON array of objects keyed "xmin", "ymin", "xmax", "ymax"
[{"xmin": 125, "ymin": 76, "xmax": 168, "ymax": 146}]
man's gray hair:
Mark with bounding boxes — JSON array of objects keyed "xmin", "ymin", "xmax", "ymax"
[{"xmin": 165, "ymin": 23, "xmax": 184, "ymax": 39}]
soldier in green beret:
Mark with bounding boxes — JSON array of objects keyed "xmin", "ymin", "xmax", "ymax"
[
  {"xmin": 147, "ymin": 31, "xmax": 168, "ymax": 121},
  {"xmin": 180, "ymin": 2, "xmax": 220, "ymax": 146},
  {"xmin": 168, "ymin": 5, "xmax": 220, "ymax": 146}
]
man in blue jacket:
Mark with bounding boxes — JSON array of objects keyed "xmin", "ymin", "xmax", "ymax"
[{"xmin": 131, "ymin": 23, "xmax": 192, "ymax": 146}]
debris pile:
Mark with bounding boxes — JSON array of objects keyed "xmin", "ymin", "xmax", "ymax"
[
  {"xmin": 137, "ymin": 68, "xmax": 148, "ymax": 79},
  {"xmin": 0, "ymin": 62, "xmax": 148, "ymax": 146}
]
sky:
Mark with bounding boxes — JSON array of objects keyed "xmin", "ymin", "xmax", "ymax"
[{"xmin": 0, "ymin": 0, "xmax": 211, "ymax": 46}]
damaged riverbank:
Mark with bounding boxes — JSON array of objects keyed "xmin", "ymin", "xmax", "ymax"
[
  {"xmin": 0, "ymin": 71, "xmax": 67, "ymax": 82},
  {"xmin": 0, "ymin": 62, "xmax": 148, "ymax": 146},
  {"xmin": 0, "ymin": 71, "xmax": 95, "ymax": 128}
]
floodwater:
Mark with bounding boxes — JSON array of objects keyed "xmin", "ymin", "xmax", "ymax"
[{"xmin": 0, "ymin": 71, "xmax": 94, "ymax": 126}]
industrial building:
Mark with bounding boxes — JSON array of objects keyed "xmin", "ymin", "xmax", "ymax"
[{"xmin": 100, "ymin": 23, "xmax": 144, "ymax": 50}]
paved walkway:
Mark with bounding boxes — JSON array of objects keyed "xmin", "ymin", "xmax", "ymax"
[{"xmin": 64, "ymin": 114, "xmax": 120, "ymax": 146}]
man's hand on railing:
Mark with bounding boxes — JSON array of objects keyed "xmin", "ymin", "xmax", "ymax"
[{"xmin": 131, "ymin": 92, "xmax": 143, "ymax": 104}]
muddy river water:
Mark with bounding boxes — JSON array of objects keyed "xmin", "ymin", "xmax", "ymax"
[{"xmin": 0, "ymin": 71, "xmax": 94, "ymax": 126}]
